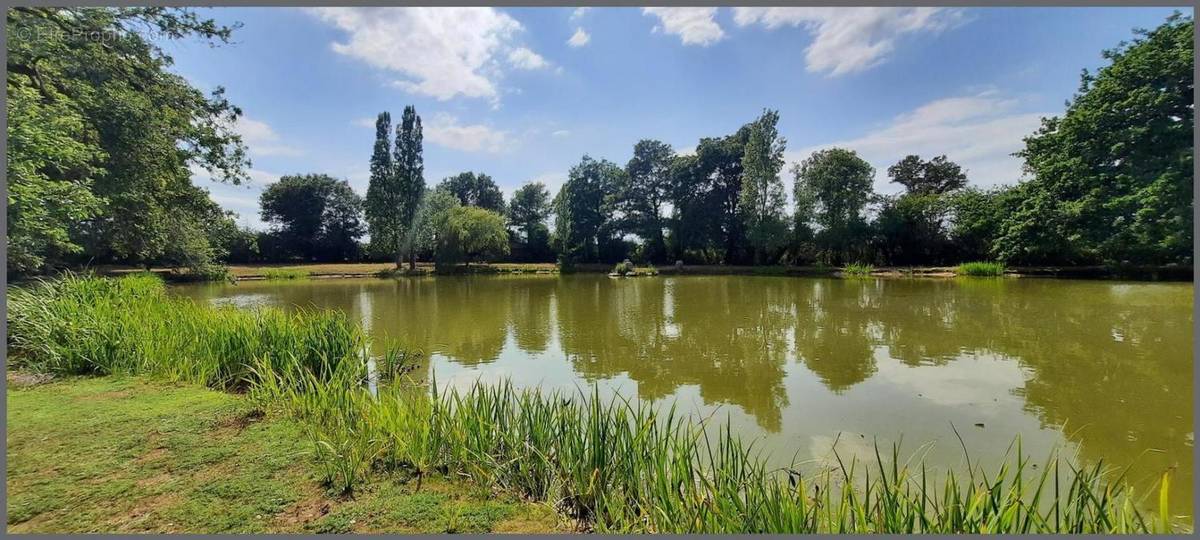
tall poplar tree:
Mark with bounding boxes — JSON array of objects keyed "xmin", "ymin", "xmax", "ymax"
[
  {"xmin": 394, "ymin": 105, "xmax": 426, "ymax": 270},
  {"xmin": 738, "ymin": 110, "xmax": 788, "ymax": 264},
  {"xmin": 365, "ymin": 112, "xmax": 404, "ymax": 265}
]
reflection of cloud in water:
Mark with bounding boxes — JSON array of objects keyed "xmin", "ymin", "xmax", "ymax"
[
  {"xmin": 208, "ymin": 293, "xmax": 275, "ymax": 309},
  {"xmin": 873, "ymin": 349, "xmax": 1030, "ymax": 407}
]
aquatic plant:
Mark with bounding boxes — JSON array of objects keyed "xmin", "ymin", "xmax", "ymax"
[
  {"xmin": 7, "ymin": 272, "xmax": 368, "ymax": 388},
  {"xmin": 842, "ymin": 263, "xmax": 875, "ymax": 276},
  {"xmin": 957, "ymin": 261, "xmax": 1007, "ymax": 277},
  {"xmin": 612, "ymin": 260, "xmax": 634, "ymax": 276},
  {"xmin": 262, "ymin": 268, "xmax": 310, "ymax": 280}
]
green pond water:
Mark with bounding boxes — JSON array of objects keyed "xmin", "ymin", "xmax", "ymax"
[{"xmin": 175, "ymin": 274, "xmax": 1194, "ymax": 519}]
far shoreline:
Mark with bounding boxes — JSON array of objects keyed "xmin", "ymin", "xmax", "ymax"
[{"xmin": 91, "ymin": 261, "xmax": 1195, "ymax": 283}]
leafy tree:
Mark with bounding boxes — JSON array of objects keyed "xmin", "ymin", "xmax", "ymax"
[
  {"xmin": 793, "ymin": 148, "xmax": 875, "ymax": 264},
  {"xmin": 441, "ymin": 206, "xmax": 510, "ymax": 267},
  {"xmin": 947, "ymin": 186, "xmax": 1020, "ymax": 262},
  {"xmin": 408, "ymin": 187, "xmax": 462, "ymax": 264},
  {"xmin": 439, "ymin": 172, "xmax": 505, "ymax": 213},
  {"xmin": 997, "ymin": 14, "xmax": 1193, "ymax": 265},
  {"xmin": 696, "ymin": 129, "xmax": 752, "ymax": 264},
  {"xmin": 259, "ymin": 174, "xmax": 364, "ymax": 261},
  {"xmin": 666, "ymin": 153, "xmax": 723, "ymax": 263},
  {"xmin": 507, "ymin": 182, "xmax": 553, "ymax": 262},
  {"xmin": 554, "ymin": 156, "xmax": 623, "ymax": 265},
  {"xmin": 887, "ymin": 155, "xmax": 967, "ymax": 195},
  {"xmin": 394, "ymin": 106, "xmax": 426, "ymax": 269},
  {"xmin": 738, "ymin": 110, "xmax": 789, "ymax": 264},
  {"xmin": 615, "ymin": 140, "xmax": 675, "ymax": 262},
  {"xmin": 873, "ymin": 194, "xmax": 950, "ymax": 265},
  {"xmin": 6, "ymin": 7, "xmax": 249, "ymax": 275},
  {"xmin": 364, "ymin": 112, "xmax": 403, "ymax": 263}
]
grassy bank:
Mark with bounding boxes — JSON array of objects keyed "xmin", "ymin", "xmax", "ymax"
[
  {"xmin": 7, "ymin": 274, "xmax": 1184, "ymax": 533},
  {"xmin": 5, "ymin": 375, "xmax": 561, "ymax": 533}
]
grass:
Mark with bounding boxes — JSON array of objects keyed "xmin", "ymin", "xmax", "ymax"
[
  {"xmin": 957, "ymin": 261, "xmax": 1007, "ymax": 277},
  {"xmin": 262, "ymin": 268, "xmax": 310, "ymax": 280},
  {"xmin": 842, "ymin": 262, "xmax": 876, "ymax": 276},
  {"xmin": 5, "ymin": 376, "xmax": 561, "ymax": 533},
  {"xmin": 7, "ymin": 274, "xmax": 1184, "ymax": 533}
]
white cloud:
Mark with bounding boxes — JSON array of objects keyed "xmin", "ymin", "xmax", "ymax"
[
  {"xmin": 732, "ymin": 7, "xmax": 966, "ymax": 76},
  {"xmin": 567, "ymin": 27, "xmax": 590, "ymax": 47},
  {"xmin": 507, "ymin": 47, "xmax": 550, "ymax": 70},
  {"xmin": 235, "ymin": 116, "xmax": 302, "ymax": 157},
  {"xmin": 308, "ymin": 7, "xmax": 542, "ymax": 101},
  {"xmin": 424, "ymin": 113, "xmax": 512, "ymax": 154},
  {"xmin": 551, "ymin": 129, "xmax": 570, "ymax": 138},
  {"xmin": 569, "ymin": 7, "xmax": 590, "ymax": 22},
  {"xmin": 352, "ymin": 117, "xmax": 377, "ymax": 129},
  {"xmin": 787, "ymin": 92, "xmax": 1049, "ymax": 194},
  {"xmin": 642, "ymin": 7, "xmax": 725, "ymax": 46}
]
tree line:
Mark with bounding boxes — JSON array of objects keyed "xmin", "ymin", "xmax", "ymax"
[{"xmin": 7, "ymin": 9, "xmax": 1192, "ymax": 277}]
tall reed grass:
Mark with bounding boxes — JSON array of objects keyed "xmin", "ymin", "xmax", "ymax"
[
  {"xmin": 842, "ymin": 263, "xmax": 875, "ymax": 276},
  {"xmin": 7, "ymin": 273, "xmax": 378, "ymax": 389},
  {"xmin": 252, "ymin": 362, "xmax": 1176, "ymax": 533},
  {"xmin": 957, "ymin": 261, "xmax": 1007, "ymax": 277},
  {"xmin": 262, "ymin": 268, "xmax": 310, "ymax": 280}
]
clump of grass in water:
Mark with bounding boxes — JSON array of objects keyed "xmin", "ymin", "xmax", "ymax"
[
  {"xmin": 842, "ymin": 263, "xmax": 875, "ymax": 277},
  {"xmin": 252, "ymin": 364, "xmax": 1178, "ymax": 533},
  {"xmin": 262, "ymin": 268, "xmax": 310, "ymax": 280},
  {"xmin": 957, "ymin": 261, "xmax": 1006, "ymax": 276}
]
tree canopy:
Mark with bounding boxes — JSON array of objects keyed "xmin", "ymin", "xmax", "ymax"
[
  {"xmin": 259, "ymin": 174, "xmax": 364, "ymax": 262},
  {"xmin": 439, "ymin": 172, "xmax": 506, "ymax": 213}
]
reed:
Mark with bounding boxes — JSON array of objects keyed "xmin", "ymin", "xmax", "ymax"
[
  {"xmin": 842, "ymin": 263, "xmax": 875, "ymax": 276},
  {"xmin": 262, "ymin": 267, "xmax": 310, "ymax": 280},
  {"xmin": 956, "ymin": 261, "xmax": 1007, "ymax": 277}
]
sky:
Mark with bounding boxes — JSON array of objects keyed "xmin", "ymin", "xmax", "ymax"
[{"xmin": 165, "ymin": 6, "xmax": 1190, "ymax": 230}]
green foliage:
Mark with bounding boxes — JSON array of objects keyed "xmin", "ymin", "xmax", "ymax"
[
  {"xmin": 614, "ymin": 139, "xmax": 675, "ymax": 262},
  {"xmin": 956, "ymin": 261, "xmax": 1007, "ymax": 276},
  {"xmin": 365, "ymin": 107, "xmax": 425, "ymax": 267},
  {"xmin": 507, "ymin": 182, "xmax": 553, "ymax": 262},
  {"xmin": 262, "ymin": 268, "xmax": 310, "ymax": 280},
  {"xmin": 260, "ymin": 174, "xmax": 364, "ymax": 261},
  {"xmin": 739, "ymin": 110, "xmax": 789, "ymax": 264},
  {"xmin": 554, "ymin": 156, "xmax": 623, "ymax": 265},
  {"xmin": 887, "ymin": 155, "xmax": 967, "ymax": 195},
  {"xmin": 947, "ymin": 187, "xmax": 1020, "ymax": 262},
  {"xmin": 6, "ymin": 7, "xmax": 249, "ymax": 275},
  {"xmin": 874, "ymin": 194, "xmax": 951, "ymax": 265},
  {"xmin": 842, "ymin": 262, "xmax": 875, "ymax": 276},
  {"xmin": 997, "ymin": 14, "xmax": 1193, "ymax": 265},
  {"xmin": 611, "ymin": 260, "xmax": 634, "ymax": 276},
  {"xmin": 439, "ymin": 172, "xmax": 505, "ymax": 213},
  {"xmin": 7, "ymin": 273, "xmax": 366, "ymax": 388},
  {"xmin": 440, "ymin": 207, "xmax": 510, "ymax": 266},
  {"xmin": 793, "ymin": 148, "xmax": 875, "ymax": 265},
  {"xmin": 408, "ymin": 187, "xmax": 463, "ymax": 263}
]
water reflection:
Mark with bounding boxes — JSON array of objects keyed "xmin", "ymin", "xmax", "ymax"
[{"xmin": 175, "ymin": 274, "xmax": 1193, "ymax": 517}]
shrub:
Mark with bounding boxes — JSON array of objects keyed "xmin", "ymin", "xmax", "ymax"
[
  {"xmin": 842, "ymin": 262, "xmax": 874, "ymax": 276},
  {"xmin": 612, "ymin": 260, "xmax": 634, "ymax": 276}
]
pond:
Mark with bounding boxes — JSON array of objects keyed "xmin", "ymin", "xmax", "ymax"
[{"xmin": 175, "ymin": 274, "xmax": 1193, "ymax": 520}]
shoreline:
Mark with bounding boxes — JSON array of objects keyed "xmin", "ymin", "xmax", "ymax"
[{"xmin": 93, "ymin": 262, "xmax": 1194, "ymax": 283}]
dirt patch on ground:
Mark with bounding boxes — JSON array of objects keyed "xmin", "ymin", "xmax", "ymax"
[
  {"xmin": 6, "ymin": 371, "xmax": 54, "ymax": 387},
  {"xmin": 210, "ymin": 409, "xmax": 265, "ymax": 437}
]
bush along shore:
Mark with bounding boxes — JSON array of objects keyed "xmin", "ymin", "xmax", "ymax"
[{"xmin": 7, "ymin": 274, "xmax": 1184, "ymax": 533}]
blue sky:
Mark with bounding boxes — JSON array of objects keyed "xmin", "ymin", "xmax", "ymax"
[{"xmin": 166, "ymin": 7, "xmax": 1189, "ymax": 230}]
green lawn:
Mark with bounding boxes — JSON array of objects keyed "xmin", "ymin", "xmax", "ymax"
[{"xmin": 5, "ymin": 375, "xmax": 563, "ymax": 533}]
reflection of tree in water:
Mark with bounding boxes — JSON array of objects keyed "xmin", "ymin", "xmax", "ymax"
[
  {"xmin": 367, "ymin": 278, "xmax": 510, "ymax": 365},
  {"xmin": 506, "ymin": 277, "xmax": 555, "ymax": 353},
  {"xmin": 792, "ymin": 279, "xmax": 878, "ymax": 393},
  {"xmin": 556, "ymin": 276, "xmax": 791, "ymax": 432}
]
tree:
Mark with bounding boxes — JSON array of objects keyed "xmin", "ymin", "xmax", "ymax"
[
  {"xmin": 408, "ymin": 187, "xmax": 462, "ymax": 265},
  {"xmin": 507, "ymin": 182, "xmax": 553, "ymax": 262},
  {"xmin": 887, "ymin": 155, "xmax": 967, "ymax": 195},
  {"xmin": 6, "ymin": 7, "xmax": 249, "ymax": 275},
  {"xmin": 873, "ymin": 194, "xmax": 950, "ymax": 265},
  {"xmin": 394, "ymin": 106, "xmax": 426, "ymax": 269},
  {"xmin": 554, "ymin": 156, "xmax": 623, "ymax": 265},
  {"xmin": 365, "ymin": 112, "xmax": 403, "ymax": 263},
  {"xmin": 947, "ymin": 186, "xmax": 1020, "ymax": 262},
  {"xmin": 997, "ymin": 14, "xmax": 1193, "ymax": 265},
  {"xmin": 439, "ymin": 172, "xmax": 505, "ymax": 213},
  {"xmin": 793, "ymin": 148, "xmax": 876, "ymax": 264},
  {"xmin": 738, "ymin": 110, "xmax": 789, "ymax": 264},
  {"xmin": 615, "ymin": 140, "xmax": 675, "ymax": 262},
  {"xmin": 259, "ymin": 174, "xmax": 364, "ymax": 261},
  {"xmin": 442, "ymin": 207, "xmax": 510, "ymax": 267}
]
